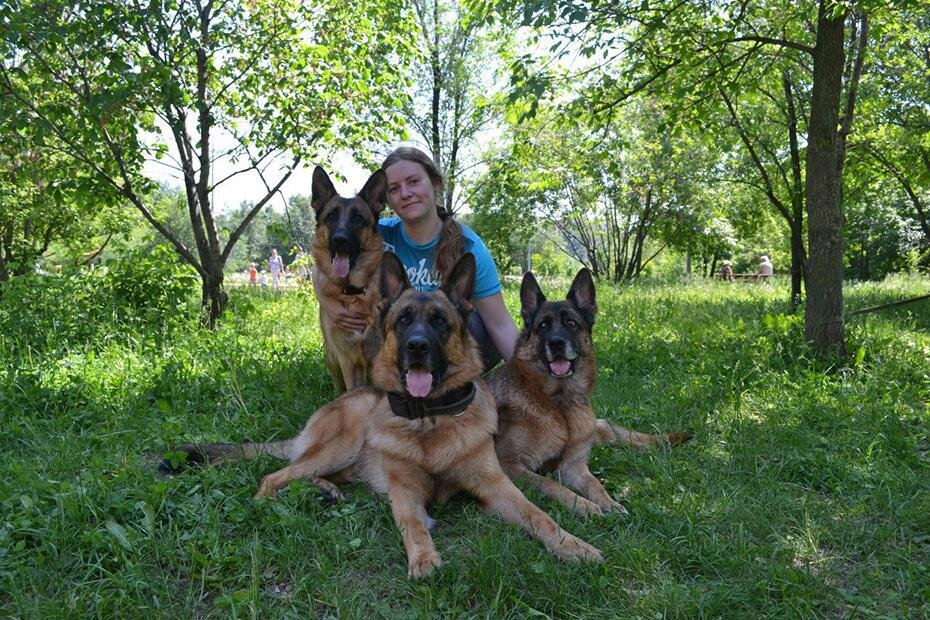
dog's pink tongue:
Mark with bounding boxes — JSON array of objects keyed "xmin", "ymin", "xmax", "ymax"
[
  {"xmin": 549, "ymin": 360, "xmax": 572, "ymax": 376},
  {"xmin": 405, "ymin": 369, "xmax": 433, "ymax": 398},
  {"xmin": 332, "ymin": 256, "xmax": 350, "ymax": 278}
]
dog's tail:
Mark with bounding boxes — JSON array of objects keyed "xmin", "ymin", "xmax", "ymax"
[
  {"xmin": 594, "ymin": 419, "xmax": 693, "ymax": 449},
  {"xmin": 158, "ymin": 439, "xmax": 295, "ymax": 474}
]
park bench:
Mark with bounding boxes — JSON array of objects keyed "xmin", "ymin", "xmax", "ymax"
[{"xmin": 715, "ymin": 272, "xmax": 771, "ymax": 281}]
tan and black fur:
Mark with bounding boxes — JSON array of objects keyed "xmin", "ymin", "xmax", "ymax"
[
  {"xmin": 163, "ymin": 253, "xmax": 601, "ymax": 578},
  {"xmin": 487, "ymin": 269, "xmax": 692, "ymax": 518},
  {"xmin": 311, "ymin": 166, "xmax": 385, "ymax": 392}
]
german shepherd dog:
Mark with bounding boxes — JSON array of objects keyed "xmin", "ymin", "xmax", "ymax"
[
  {"xmin": 311, "ymin": 166, "xmax": 385, "ymax": 392},
  {"xmin": 487, "ymin": 269, "xmax": 692, "ymax": 518},
  {"xmin": 163, "ymin": 253, "xmax": 601, "ymax": 578}
]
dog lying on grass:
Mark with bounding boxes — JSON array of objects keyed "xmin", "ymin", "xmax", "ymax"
[
  {"xmin": 488, "ymin": 269, "xmax": 692, "ymax": 517},
  {"xmin": 162, "ymin": 253, "xmax": 602, "ymax": 578}
]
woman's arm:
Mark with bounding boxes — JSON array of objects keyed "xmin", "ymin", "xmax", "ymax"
[
  {"xmin": 474, "ymin": 292, "xmax": 519, "ymax": 361},
  {"xmin": 311, "ymin": 266, "xmax": 371, "ymax": 332}
]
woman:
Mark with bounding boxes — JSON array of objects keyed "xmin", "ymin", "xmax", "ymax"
[
  {"xmin": 268, "ymin": 248, "xmax": 284, "ymax": 289},
  {"xmin": 315, "ymin": 147, "xmax": 518, "ymax": 370}
]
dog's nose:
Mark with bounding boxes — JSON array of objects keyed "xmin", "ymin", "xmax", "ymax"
[
  {"xmin": 331, "ymin": 232, "xmax": 350, "ymax": 253},
  {"xmin": 547, "ymin": 337, "xmax": 567, "ymax": 355},
  {"xmin": 405, "ymin": 336, "xmax": 430, "ymax": 358}
]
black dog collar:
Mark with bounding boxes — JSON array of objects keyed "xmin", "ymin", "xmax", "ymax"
[{"xmin": 387, "ymin": 382, "xmax": 477, "ymax": 420}]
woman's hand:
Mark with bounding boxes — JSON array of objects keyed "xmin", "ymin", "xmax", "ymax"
[{"xmin": 324, "ymin": 294, "xmax": 371, "ymax": 332}]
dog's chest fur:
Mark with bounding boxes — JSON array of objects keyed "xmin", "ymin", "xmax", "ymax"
[
  {"xmin": 362, "ymin": 386, "xmax": 498, "ymax": 494},
  {"xmin": 492, "ymin": 360, "xmax": 597, "ymax": 468},
  {"xmin": 318, "ymin": 285, "xmax": 379, "ymax": 346}
]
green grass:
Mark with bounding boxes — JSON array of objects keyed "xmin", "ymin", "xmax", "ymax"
[{"xmin": 1, "ymin": 274, "xmax": 928, "ymax": 617}]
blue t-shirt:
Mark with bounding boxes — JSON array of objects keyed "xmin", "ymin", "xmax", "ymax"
[{"xmin": 379, "ymin": 217, "xmax": 501, "ymax": 299}]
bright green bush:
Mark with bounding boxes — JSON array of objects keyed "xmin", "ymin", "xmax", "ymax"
[
  {"xmin": 101, "ymin": 244, "xmax": 199, "ymax": 321},
  {"xmin": 0, "ymin": 244, "xmax": 198, "ymax": 353}
]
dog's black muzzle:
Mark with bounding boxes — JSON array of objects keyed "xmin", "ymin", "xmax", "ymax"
[
  {"xmin": 398, "ymin": 323, "xmax": 447, "ymax": 385},
  {"xmin": 329, "ymin": 229, "xmax": 360, "ymax": 262},
  {"xmin": 542, "ymin": 330, "xmax": 578, "ymax": 376}
]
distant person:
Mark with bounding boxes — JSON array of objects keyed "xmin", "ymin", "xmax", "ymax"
[
  {"xmin": 757, "ymin": 255, "xmax": 773, "ymax": 279},
  {"xmin": 718, "ymin": 260, "xmax": 734, "ymax": 281},
  {"xmin": 268, "ymin": 248, "xmax": 284, "ymax": 289},
  {"xmin": 260, "ymin": 270, "xmax": 268, "ymax": 289},
  {"xmin": 248, "ymin": 263, "xmax": 258, "ymax": 287}
]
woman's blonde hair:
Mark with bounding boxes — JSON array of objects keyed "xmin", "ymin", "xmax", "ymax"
[{"xmin": 382, "ymin": 147, "xmax": 464, "ymax": 282}]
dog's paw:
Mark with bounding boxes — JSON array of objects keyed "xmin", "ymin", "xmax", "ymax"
[
  {"xmin": 407, "ymin": 550, "xmax": 442, "ymax": 579},
  {"xmin": 315, "ymin": 479, "xmax": 345, "ymax": 505},
  {"xmin": 319, "ymin": 487, "xmax": 345, "ymax": 505},
  {"xmin": 254, "ymin": 477, "xmax": 279, "ymax": 500},
  {"xmin": 572, "ymin": 497, "xmax": 605, "ymax": 518},
  {"xmin": 552, "ymin": 533, "xmax": 603, "ymax": 563},
  {"xmin": 601, "ymin": 497, "xmax": 629, "ymax": 517}
]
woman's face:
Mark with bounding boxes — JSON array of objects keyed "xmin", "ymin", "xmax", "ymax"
[{"xmin": 385, "ymin": 159, "xmax": 439, "ymax": 226}]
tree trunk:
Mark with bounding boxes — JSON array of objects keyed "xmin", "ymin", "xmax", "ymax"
[
  {"xmin": 789, "ymin": 218, "xmax": 806, "ymax": 308},
  {"xmin": 804, "ymin": 3, "xmax": 847, "ymax": 357},
  {"xmin": 784, "ymin": 72, "xmax": 808, "ymax": 309},
  {"xmin": 200, "ymin": 265, "xmax": 228, "ymax": 329}
]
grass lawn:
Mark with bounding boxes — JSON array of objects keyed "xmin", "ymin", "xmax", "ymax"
[{"xmin": 1, "ymin": 273, "xmax": 928, "ymax": 617}]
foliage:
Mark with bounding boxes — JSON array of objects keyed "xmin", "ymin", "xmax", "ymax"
[
  {"xmin": 0, "ymin": 0, "xmax": 416, "ymax": 326},
  {"xmin": 0, "ymin": 121, "xmax": 123, "ymax": 280},
  {"xmin": 1, "ymin": 274, "xmax": 929, "ymax": 616},
  {"xmin": 843, "ymin": 176, "xmax": 925, "ymax": 280},
  {"xmin": 472, "ymin": 101, "xmax": 726, "ymax": 281},
  {"xmin": 387, "ymin": 0, "xmax": 514, "ymax": 215},
  {"xmin": 855, "ymin": 4, "xmax": 930, "ymax": 254},
  {"xmin": 102, "ymin": 243, "xmax": 200, "ymax": 321},
  {"xmin": 467, "ymin": 155, "xmax": 544, "ymax": 273},
  {"xmin": 0, "ymin": 243, "xmax": 198, "ymax": 351}
]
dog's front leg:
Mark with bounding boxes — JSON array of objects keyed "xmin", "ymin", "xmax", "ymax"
[
  {"xmin": 337, "ymin": 353, "xmax": 365, "ymax": 391},
  {"xmin": 557, "ymin": 460, "xmax": 627, "ymax": 515},
  {"xmin": 501, "ymin": 459, "xmax": 605, "ymax": 518},
  {"xmin": 386, "ymin": 471, "xmax": 440, "ymax": 578},
  {"xmin": 471, "ymin": 467, "xmax": 602, "ymax": 563}
]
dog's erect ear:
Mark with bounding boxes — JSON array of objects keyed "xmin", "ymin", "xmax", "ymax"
[
  {"xmin": 311, "ymin": 166, "xmax": 338, "ymax": 217},
  {"xmin": 567, "ymin": 268, "xmax": 597, "ymax": 326},
  {"xmin": 441, "ymin": 252, "xmax": 476, "ymax": 316},
  {"xmin": 519, "ymin": 271, "xmax": 546, "ymax": 328},
  {"xmin": 358, "ymin": 169, "xmax": 387, "ymax": 220},
  {"xmin": 380, "ymin": 251, "xmax": 411, "ymax": 306}
]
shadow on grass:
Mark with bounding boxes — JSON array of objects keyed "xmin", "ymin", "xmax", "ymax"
[{"xmin": 2, "ymin": 278, "xmax": 929, "ymax": 616}]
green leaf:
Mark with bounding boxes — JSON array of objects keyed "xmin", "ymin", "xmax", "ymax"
[{"xmin": 105, "ymin": 520, "xmax": 133, "ymax": 551}]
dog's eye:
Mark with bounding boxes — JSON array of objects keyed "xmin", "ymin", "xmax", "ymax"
[
  {"xmin": 326, "ymin": 211, "xmax": 338, "ymax": 223},
  {"xmin": 564, "ymin": 317, "xmax": 577, "ymax": 327},
  {"xmin": 397, "ymin": 312, "xmax": 412, "ymax": 326},
  {"xmin": 538, "ymin": 318, "xmax": 551, "ymax": 330},
  {"xmin": 431, "ymin": 314, "xmax": 446, "ymax": 327},
  {"xmin": 351, "ymin": 212, "xmax": 365, "ymax": 225}
]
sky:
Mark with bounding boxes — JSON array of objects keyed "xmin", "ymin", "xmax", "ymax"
[{"xmin": 143, "ymin": 132, "xmax": 374, "ymax": 215}]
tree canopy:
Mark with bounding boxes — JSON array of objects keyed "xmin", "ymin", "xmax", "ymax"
[
  {"xmin": 1, "ymin": 0, "xmax": 928, "ymax": 356},
  {"xmin": 1, "ymin": 0, "xmax": 415, "ymax": 325}
]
